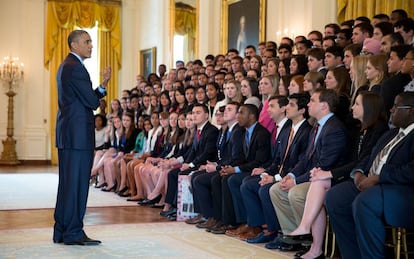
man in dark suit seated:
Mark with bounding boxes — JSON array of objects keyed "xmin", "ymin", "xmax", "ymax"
[
  {"xmin": 54, "ymin": 30, "xmax": 111, "ymax": 246},
  {"xmin": 210, "ymin": 96, "xmax": 290, "ymax": 235},
  {"xmin": 269, "ymin": 88, "xmax": 348, "ymax": 251},
  {"xmin": 191, "ymin": 102, "xmax": 245, "ymax": 228},
  {"xmin": 241, "ymin": 93, "xmax": 312, "ymax": 245},
  {"xmin": 227, "ymin": 95, "xmax": 289, "ymax": 238},
  {"xmin": 218, "ymin": 104, "xmax": 271, "ymax": 239},
  {"xmin": 325, "ymin": 92, "xmax": 414, "ymax": 259},
  {"xmin": 161, "ymin": 103, "xmax": 219, "ymax": 219}
]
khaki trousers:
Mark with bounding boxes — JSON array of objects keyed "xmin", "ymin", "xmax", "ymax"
[{"xmin": 269, "ymin": 182, "xmax": 310, "ymax": 234}]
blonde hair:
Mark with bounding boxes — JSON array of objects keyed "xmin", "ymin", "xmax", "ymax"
[
  {"xmin": 350, "ymin": 55, "xmax": 369, "ymax": 103},
  {"xmin": 367, "ymin": 54, "xmax": 388, "ymax": 89},
  {"xmin": 261, "ymin": 74, "xmax": 280, "ymax": 102},
  {"xmin": 226, "ymin": 80, "xmax": 244, "ymax": 104}
]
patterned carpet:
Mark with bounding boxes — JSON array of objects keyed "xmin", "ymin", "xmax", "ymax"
[
  {"xmin": 0, "ymin": 173, "xmax": 136, "ymax": 210},
  {"xmin": 0, "ymin": 222, "xmax": 292, "ymax": 258}
]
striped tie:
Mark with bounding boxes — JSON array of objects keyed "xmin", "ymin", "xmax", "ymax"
[
  {"xmin": 308, "ymin": 123, "xmax": 319, "ymax": 158},
  {"xmin": 369, "ymin": 131, "xmax": 405, "ymax": 176},
  {"xmin": 279, "ymin": 127, "xmax": 295, "ymax": 174}
]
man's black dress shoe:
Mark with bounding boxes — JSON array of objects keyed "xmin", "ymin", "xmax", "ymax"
[
  {"xmin": 264, "ymin": 237, "xmax": 284, "ymax": 250},
  {"xmin": 64, "ymin": 236, "xmax": 102, "ymax": 246},
  {"xmin": 281, "ymin": 233, "xmax": 313, "ymax": 244}
]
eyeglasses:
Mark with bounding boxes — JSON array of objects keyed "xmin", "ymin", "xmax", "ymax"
[{"xmin": 393, "ymin": 104, "xmax": 413, "ymax": 109}]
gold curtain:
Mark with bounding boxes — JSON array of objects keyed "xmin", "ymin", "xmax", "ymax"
[
  {"xmin": 337, "ymin": 0, "xmax": 414, "ymax": 23},
  {"xmin": 44, "ymin": 0, "xmax": 121, "ymax": 164},
  {"xmin": 175, "ymin": 3, "xmax": 196, "ymax": 61}
]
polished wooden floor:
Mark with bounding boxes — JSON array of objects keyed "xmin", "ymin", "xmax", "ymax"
[{"xmin": 0, "ymin": 165, "xmax": 169, "ymax": 231}]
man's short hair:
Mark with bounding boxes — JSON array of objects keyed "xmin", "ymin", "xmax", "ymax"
[
  {"xmin": 314, "ymin": 88, "xmax": 339, "ymax": 113},
  {"xmin": 268, "ymin": 95, "xmax": 289, "ymax": 107},
  {"xmin": 242, "ymin": 103, "xmax": 259, "ymax": 120},
  {"xmin": 192, "ymin": 103, "xmax": 209, "ymax": 113},
  {"xmin": 289, "ymin": 93, "xmax": 310, "ymax": 118},
  {"xmin": 67, "ymin": 30, "xmax": 88, "ymax": 49},
  {"xmin": 326, "ymin": 46, "xmax": 344, "ymax": 59},
  {"xmin": 307, "ymin": 47, "xmax": 325, "ymax": 60},
  {"xmin": 278, "ymin": 44, "xmax": 293, "ymax": 53},
  {"xmin": 354, "ymin": 22, "xmax": 374, "ymax": 37}
]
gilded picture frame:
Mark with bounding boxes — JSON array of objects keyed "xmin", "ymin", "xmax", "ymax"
[
  {"xmin": 221, "ymin": 0, "xmax": 266, "ymax": 54},
  {"xmin": 140, "ymin": 47, "xmax": 157, "ymax": 79}
]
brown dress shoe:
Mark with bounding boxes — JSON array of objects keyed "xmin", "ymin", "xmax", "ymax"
[
  {"xmin": 196, "ymin": 218, "xmax": 217, "ymax": 229},
  {"xmin": 238, "ymin": 226, "xmax": 262, "ymax": 240},
  {"xmin": 206, "ymin": 221, "xmax": 224, "ymax": 232},
  {"xmin": 185, "ymin": 214, "xmax": 205, "ymax": 224},
  {"xmin": 225, "ymin": 224, "xmax": 249, "ymax": 237},
  {"xmin": 210, "ymin": 223, "xmax": 234, "ymax": 234}
]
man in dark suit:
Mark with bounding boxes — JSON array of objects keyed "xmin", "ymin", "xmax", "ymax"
[
  {"xmin": 54, "ymin": 30, "xmax": 111, "ymax": 245},
  {"xmin": 219, "ymin": 104, "xmax": 271, "ymax": 238},
  {"xmin": 242, "ymin": 93, "xmax": 312, "ymax": 245},
  {"xmin": 326, "ymin": 92, "xmax": 414, "ymax": 259},
  {"xmin": 161, "ymin": 103, "xmax": 219, "ymax": 218},
  {"xmin": 230, "ymin": 95, "xmax": 289, "ymax": 239},
  {"xmin": 269, "ymin": 89, "xmax": 347, "ymax": 249},
  {"xmin": 191, "ymin": 102, "xmax": 245, "ymax": 229}
]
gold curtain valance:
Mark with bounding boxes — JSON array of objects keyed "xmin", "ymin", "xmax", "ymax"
[
  {"xmin": 175, "ymin": 3, "xmax": 196, "ymax": 37},
  {"xmin": 45, "ymin": 0, "xmax": 121, "ymax": 68},
  {"xmin": 337, "ymin": 0, "xmax": 414, "ymax": 23},
  {"xmin": 47, "ymin": 0, "xmax": 121, "ymax": 6}
]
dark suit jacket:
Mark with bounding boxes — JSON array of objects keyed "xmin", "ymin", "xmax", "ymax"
[
  {"xmin": 356, "ymin": 127, "xmax": 414, "ymax": 229},
  {"xmin": 184, "ymin": 121, "xmax": 219, "ymax": 167},
  {"xmin": 238, "ymin": 122, "xmax": 271, "ymax": 173},
  {"xmin": 380, "ymin": 73, "xmax": 411, "ymax": 116},
  {"xmin": 217, "ymin": 124, "xmax": 246, "ymax": 170},
  {"xmin": 293, "ymin": 115, "xmax": 348, "ymax": 184},
  {"xmin": 56, "ymin": 53, "xmax": 105, "ymax": 150},
  {"xmin": 278, "ymin": 120, "xmax": 312, "ymax": 177},
  {"xmin": 263, "ymin": 119, "xmax": 292, "ymax": 170}
]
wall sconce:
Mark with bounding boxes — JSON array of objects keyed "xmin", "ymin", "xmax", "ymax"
[{"xmin": 0, "ymin": 56, "xmax": 24, "ymax": 165}]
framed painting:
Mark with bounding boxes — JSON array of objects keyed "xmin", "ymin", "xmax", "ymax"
[
  {"xmin": 221, "ymin": 0, "xmax": 266, "ymax": 55},
  {"xmin": 140, "ymin": 47, "xmax": 157, "ymax": 79}
]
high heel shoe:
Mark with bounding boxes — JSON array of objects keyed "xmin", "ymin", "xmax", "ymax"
[
  {"xmin": 95, "ymin": 182, "xmax": 107, "ymax": 189},
  {"xmin": 102, "ymin": 184, "xmax": 116, "ymax": 192},
  {"xmin": 90, "ymin": 175, "xmax": 98, "ymax": 186},
  {"xmin": 117, "ymin": 186, "xmax": 128, "ymax": 196},
  {"xmin": 137, "ymin": 194, "xmax": 162, "ymax": 206},
  {"xmin": 282, "ymin": 233, "xmax": 312, "ymax": 244},
  {"xmin": 118, "ymin": 191, "xmax": 131, "ymax": 197}
]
